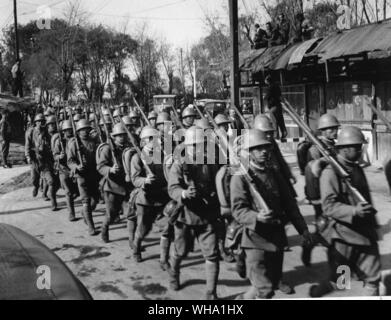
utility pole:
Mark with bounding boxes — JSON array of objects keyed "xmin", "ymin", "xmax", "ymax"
[
  {"xmin": 228, "ymin": 0, "xmax": 240, "ymax": 111},
  {"xmin": 13, "ymin": 0, "xmax": 20, "ymax": 61},
  {"xmin": 193, "ymin": 59, "xmax": 196, "ymax": 100}
]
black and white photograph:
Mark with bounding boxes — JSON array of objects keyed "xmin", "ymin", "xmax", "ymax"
[{"xmin": 0, "ymin": 0, "xmax": 391, "ymax": 305}]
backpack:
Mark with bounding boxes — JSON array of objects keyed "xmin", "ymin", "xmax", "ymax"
[
  {"xmin": 215, "ymin": 165, "xmax": 233, "ymax": 218},
  {"xmin": 297, "ymin": 139, "xmax": 312, "ymax": 175}
]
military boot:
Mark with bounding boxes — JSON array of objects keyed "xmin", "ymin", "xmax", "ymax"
[
  {"xmin": 219, "ymin": 240, "xmax": 235, "ymax": 263},
  {"xmin": 50, "ymin": 186, "xmax": 58, "ymax": 211},
  {"xmin": 101, "ymin": 223, "xmax": 109, "ymax": 243},
  {"xmin": 168, "ymin": 256, "xmax": 181, "ymax": 291},
  {"xmin": 132, "ymin": 237, "xmax": 142, "ymax": 263},
  {"xmin": 127, "ymin": 219, "xmax": 136, "ymax": 250},
  {"xmin": 159, "ymin": 236, "xmax": 171, "ymax": 271},
  {"xmin": 205, "ymin": 260, "xmax": 219, "ymax": 300},
  {"xmin": 66, "ymin": 196, "xmax": 77, "ymax": 222},
  {"xmin": 83, "ymin": 203, "xmax": 97, "ymax": 236}
]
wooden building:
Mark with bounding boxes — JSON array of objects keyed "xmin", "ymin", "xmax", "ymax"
[{"xmin": 239, "ymin": 19, "xmax": 391, "ymax": 165}]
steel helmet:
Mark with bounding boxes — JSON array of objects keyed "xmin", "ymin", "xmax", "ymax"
[
  {"xmin": 73, "ymin": 114, "xmax": 81, "ymax": 122},
  {"xmin": 253, "ymin": 115, "xmax": 274, "ymax": 132},
  {"xmin": 241, "ymin": 129, "xmax": 272, "ymax": 150},
  {"xmin": 214, "ymin": 114, "xmax": 232, "ymax": 126},
  {"xmin": 111, "ymin": 123, "xmax": 127, "ymax": 137},
  {"xmin": 156, "ymin": 112, "xmax": 171, "ymax": 125},
  {"xmin": 113, "ymin": 109, "xmax": 122, "ymax": 118},
  {"xmin": 148, "ymin": 111, "xmax": 158, "ymax": 120},
  {"xmin": 46, "ymin": 115, "xmax": 56, "ymax": 125},
  {"xmin": 122, "ymin": 116, "xmax": 133, "ymax": 126},
  {"xmin": 335, "ymin": 126, "xmax": 367, "ymax": 147},
  {"xmin": 318, "ymin": 114, "xmax": 340, "ymax": 130},
  {"xmin": 195, "ymin": 118, "xmax": 211, "ymax": 129},
  {"xmin": 89, "ymin": 113, "xmax": 96, "ymax": 122},
  {"xmin": 140, "ymin": 126, "xmax": 159, "ymax": 140},
  {"xmin": 129, "ymin": 111, "xmax": 140, "ymax": 119},
  {"xmin": 76, "ymin": 119, "xmax": 91, "ymax": 132},
  {"xmin": 34, "ymin": 113, "xmax": 45, "ymax": 122},
  {"xmin": 184, "ymin": 127, "xmax": 205, "ymax": 145},
  {"xmin": 61, "ymin": 120, "xmax": 72, "ymax": 131},
  {"xmin": 182, "ymin": 106, "xmax": 197, "ymax": 118},
  {"xmin": 99, "ymin": 116, "xmax": 112, "ymax": 126}
]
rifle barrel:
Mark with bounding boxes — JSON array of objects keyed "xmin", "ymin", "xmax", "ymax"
[{"xmin": 98, "ymin": 105, "xmax": 118, "ymax": 166}]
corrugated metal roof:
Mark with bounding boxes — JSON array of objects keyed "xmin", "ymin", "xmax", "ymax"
[
  {"xmin": 307, "ymin": 19, "xmax": 391, "ymax": 61},
  {"xmin": 246, "ymin": 45, "xmax": 288, "ymax": 72}
]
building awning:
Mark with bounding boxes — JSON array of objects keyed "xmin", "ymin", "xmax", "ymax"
[
  {"xmin": 241, "ymin": 45, "xmax": 288, "ymax": 73},
  {"xmin": 288, "ymin": 38, "xmax": 321, "ymax": 65},
  {"xmin": 307, "ymin": 19, "xmax": 391, "ymax": 62}
]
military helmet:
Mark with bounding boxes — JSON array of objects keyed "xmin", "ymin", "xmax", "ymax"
[
  {"xmin": 61, "ymin": 120, "xmax": 72, "ymax": 131},
  {"xmin": 148, "ymin": 111, "xmax": 158, "ymax": 120},
  {"xmin": 214, "ymin": 114, "xmax": 231, "ymax": 126},
  {"xmin": 34, "ymin": 113, "xmax": 45, "ymax": 122},
  {"xmin": 318, "ymin": 114, "xmax": 340, "ymax": 130},
  {"xmin": 241, "ymin": 129, "xmax": 272, "ymax": 150},
  {"xmin": 89, "ymin": 113, "xmax": 96, "ymax": 122},
  {"xmin": 335, "ymin": 126, "xmax": 367, "ymax": 147},
  {"xmin": 184, "ymin": 126, "xmax": 205, "ymax": 145},
  {"xmin": 73, "ymin": 114, "xmax": 81, "ymax": 122},
  {"xmin": 46, "ymin": 115, "xmax": 56, "ymax": 125},
  {"xmin": 129, "ymin": 111, "xmax": 140, "ymax": 119},
  {"xmin": 111, "ymin": 123, "xmax": 127, "ymax": 137},
  {"xmin": 140, "ymin": 126, "xmax": 159, "ymax": 140},
  {"xmin": 122, "ymin": 116, "xmax": 133, "ymax": 126},
  {"xmin": 253, "ymin": 115, "xmax": 274, "ymax": 132},
  {"xmin": 182, "ymin": 106, "xmax": 197, "ymax": 118},
  {"xmin": 113, "ymin": 109, "xmax": 122, "ymax": 118},
  {"xmin": 99, "ymin": 116, "xmax": 112, "ymax": 126},
  {"xmin": 195, "ymin": 118, "xmax": 212, "ymax": 129},
  {"xmin": 76, "ymin": 119, "xmax": 91, "ymax": 132},
  {"xmin": 156, "ymin": 112, "xmax": 171, "ymax": 125}
]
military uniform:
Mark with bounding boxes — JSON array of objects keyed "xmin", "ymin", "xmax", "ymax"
[
  {"xmin": 67, "ymin": 128, "xmax": 99, "ymax": 235},
  {"xmin": 231, "ymin": 166, "xmax": 308, "ymax": 299},
  {"xmin": 97, "ymin": 141, "xmax": 129, "ymax": 242},
  {"xmin": 52, "ymin": 131, "xmax": 77, "ymax": 220},
  {"xmin": 317, "ymin": 154, "xmax": 381, "ymax": 295},
  {"xmin": 168, "ymin": 158, "xmax": 221, "ymax": 298},
  {"xmin": 25, "ymin": 125, "xmax": 57, "ymax": 210},
  {"xmin": 130, "ymin": 147, "xmax": 170, "ymax": 260}
]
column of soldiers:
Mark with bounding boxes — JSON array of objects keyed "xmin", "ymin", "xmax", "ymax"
[{"xmin": 24, "ymin": 101, "xmax": 383, "ymax": 299}]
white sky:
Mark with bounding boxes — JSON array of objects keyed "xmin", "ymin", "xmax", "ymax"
[{"xmin": 0, "ymin": 0, "xmax": 266, "ymax": 47}]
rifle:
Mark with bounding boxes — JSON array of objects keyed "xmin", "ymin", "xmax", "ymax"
[
  {"xmin": 54, "ymin": 105, "xmax": 66, "ymax": 152},
  {"xmin": 116, "ymin": 109, "xmax": 154, "ymax": 176},
  {"xmin": 132, "ymin": 96, "xmax": 151, "ymax": 126},
  {"xmin": 97, "ymin": 104, "xmax": 119, "ymax": 166},
  {"xmin": 231, "ymin": 104, "xmax": 250, "ymax": 129},
  {"xmin": 194, "ymin": 104, "xmax": 273, "ymax": 217},
  {"xmin": 366, "ymin": 92, "xmax": 391, "ymax": 132},
  {"xmin": 168, "ymin": 104, "xmax": 184, "ymax": 129},
  {"xmin": 282, "ymin": 98, "xmax": 368, "ymax": 204},
  {"xmin": 92, "ymin": 104, "xmax": 104, "ymax": 144},
  {"xmin": 83, "ymin": 104, "xmax": 89, "ymax": 120},
  {"xmin": 68, "ymin": 105, "xmax": 84, "ymax": 166}
]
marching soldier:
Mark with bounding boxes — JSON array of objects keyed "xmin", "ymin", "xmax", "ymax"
[
  {"xmin": 130, "ymin": 126, "xmax": 170, "ymax": 262},
  {"xmin": 25, "ymin": 113, "xmax": 58, "ymax": 211},
  {"xmin": 231, "ymin": 129, "xmax": 312, "ymax": 299},
  {"xmin": 301, "ymin": 114, "xmax": 340, "ymax": 266},
  {"xmin": 214, "ymin": 114, "xmax": 232, "ymax": 133},
  {"xmin": 113, "ymin": 109, "xmax": 123, "ymax": 124},
  {"xmin": 167, "ymin": 126, "xmax": 221, "ymax": 300},
  {"xmin": 73, "ymin": 113, "xmax": 82, "ymax": 123},
  {"xmin": 129, "ymin": 111, "xmax": 142, "ymax": 136},
  {"xmin": 52, "ymin": 120, "xmax": 77, "ymax": 221},
  {"xmin": 148, "ymin": 111, "xmax": 158, "ymax": 128},
  {"xmin": 310, "ymin": 127, "xmax": 381, "ymax": 297},
  {"xmin": 97, "ymin": 123, "xmax": 129, "ymax": 243},
  {"xmin": 181, "ymin": 106, "xmax": 197, "ymax": 129},
  {"xmin": 67, "ymin": 119, "xmax": 100, "ymax": 236},
  {"xmin": 253, "ymin": 115, "xmax": 297, "ymax": 192},
  {"xmin": 99, "ymin": 117, "xmax": 113, "ymax": 142}
]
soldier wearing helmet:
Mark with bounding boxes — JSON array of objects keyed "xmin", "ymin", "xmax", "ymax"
[
  {"xmin": 148, "ymin": 111, "xmax": 158, "ymax": 128},
  {"xmin": 231, "ymin": 129, "xmax": 311, "ymax": 300},
  {"xmin": 310, "ymin": 126, "xmax": 380, "ymax": 298},
  {"xmin": 301, "ymin": 113, "xmax": 340, "ymax": 267},
  {"xmin": 24, "ymin": 113, "xmax": 58, "ymax": 211},
  {"xmin": 128, "ymin": 125, "xmax": 170, "ymax": 262},
  {"xmin": 253, "ymin": 114, "xmax": 297, "ymax": 194},
  {"xmin": 214, "ymin": 114, "xmax": 232, "ymax": 133},
  {"xmin": 113, "ymin": 109, "xmax": 123, "ymax": 124},
  {"xmin": 67, "ymin": 119, "xmax": 100, "ymax": 236},
  {"xmin": 97, "ymin": 123, "xmax": 129, "ymax": 243},
  {"xmin": 182, "ymin": 106, "xmax": 197, "ymax": 129},
  {"xmin": 99, "ymin": 116, "xmax": 113, "ymax": 142},
  {"xmin": 166, "ymin": 126, "xmax": 221, "ymax": 300},
  {"xmin": 52, "ymin": 120, "xmax": 77, "ymax": 221},
  {"xmin": 129, "ymin": 111, "xmax": 141, "ymax": 132}
]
